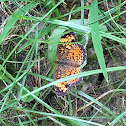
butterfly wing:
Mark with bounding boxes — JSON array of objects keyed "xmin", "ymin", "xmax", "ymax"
[
  {"xmin": 57, "ymin": 42, "xmax": 86, "ymax": 66},
  {"xmin": 53, "ymin": 64, "xmax": 82, "ymax": 96}
]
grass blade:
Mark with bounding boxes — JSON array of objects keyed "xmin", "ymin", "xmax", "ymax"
[{"xmin": 90, "ymin": 0, "xmax": 108, "ymax": 81}]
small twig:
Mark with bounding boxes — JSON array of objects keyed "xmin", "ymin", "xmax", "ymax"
[
  {"xmin": 84, "ymin": 3, "xmax": 90, "ymax": 49},
  {"xmin": 38, "ymin": 51, "xmax": 41, "ymax": 87},
  {"xmin": 74, "ymin": 89, "xmax": 116, "ymax": 114}
]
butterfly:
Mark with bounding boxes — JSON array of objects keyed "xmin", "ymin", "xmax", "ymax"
[{"xmin": 53, "ymin": 32, "xmax": 86, "ymax": 96}]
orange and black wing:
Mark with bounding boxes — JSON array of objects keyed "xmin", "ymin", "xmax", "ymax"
[{"xmin": 53, "ymin": 65, "xmax": 82, "ymax": 96}]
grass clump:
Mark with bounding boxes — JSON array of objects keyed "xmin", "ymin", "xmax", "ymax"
[{"xmin": 0, "ymin": 0, "xmax": 126, "ymax": 126}]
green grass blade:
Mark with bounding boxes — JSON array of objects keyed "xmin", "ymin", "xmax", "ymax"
[
  {"xmin": 109, "ymin": 110, "xmax": 126, "ymax": 126},
  {"xmin": 90, "ymin": 0, "xmax": 108, "ymax": 82},
  {"xmin": 18, "ymin": 108, "xmax": 104, "ymax": 126},
  {"xmin": 21, "ymin": 65, "xmax": 126, "ymax": 99},
  {"xmin": 47, "ymin": 20, "xmax": 126, "ymax": 45}
]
